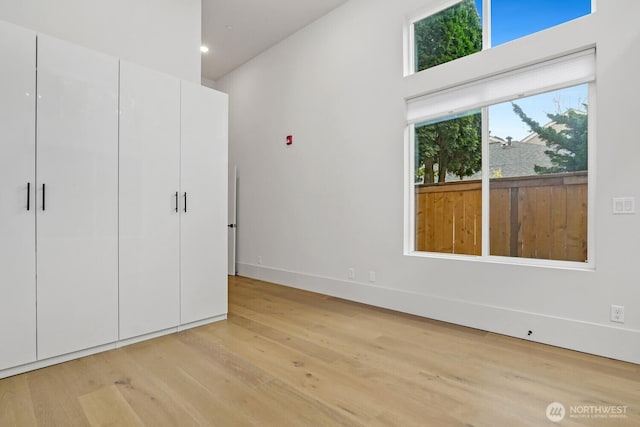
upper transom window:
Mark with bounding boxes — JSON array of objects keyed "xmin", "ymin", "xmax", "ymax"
[{"xmin": 410, "ymin": 0, "xmax": 592, "ymax": 74}]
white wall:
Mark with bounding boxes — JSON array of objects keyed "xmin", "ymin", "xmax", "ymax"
[
  {"xmin": 0, "ymin": 0, "xmax": 201, "ymax": 83},
  {"xmin": 217, "ymin": 0, "xmax": 640, "ymax": 364},
  {"xmin": 202, "ymin": 78, "xmax": 217, "ymax": 90}
]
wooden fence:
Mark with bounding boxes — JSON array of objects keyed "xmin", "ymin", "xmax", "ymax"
[{"xmin": 415, "ymin": 171, "xmax": 587, "ymax": 262}]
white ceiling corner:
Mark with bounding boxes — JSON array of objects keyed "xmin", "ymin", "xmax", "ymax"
[{"xmin": 201, "ymin": 0, "xmax": 349, "ymax": 81}]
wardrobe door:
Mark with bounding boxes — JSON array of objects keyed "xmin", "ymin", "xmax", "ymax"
[
  {"xmin": 36, "ymin": 35, "xmax": 119, "ymax": 359},
  {"xmin": 0, "ymin": 21, "xmax": 36, "ymax": 370},
  {"xmin": 119, "ymin": 61, "xmax": 180, "ymax": 339},
  {"xmin": 180, "ymin": 81, "xmax": 228, "ymax": 324}
]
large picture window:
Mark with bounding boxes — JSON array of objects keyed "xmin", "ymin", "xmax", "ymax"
[
  {"xmin": 409, "ymin": 0, "xmax": 591, "ymax": 74},
  {"xmin": 408, "ymin": 51, "xmax": 594, "ymax": 265},
  {"xmin": 488, "ymin": 86, "xmax": 588, "ymax": 261},
  {"xmin": 414, "ymin": 111, "xmax": 483, "ymax": 256}
]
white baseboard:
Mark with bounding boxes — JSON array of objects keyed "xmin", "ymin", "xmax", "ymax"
[
  {"xmin": 0, "ymin": 315, "xmax": 228, "ymax": 380},
  {"xmin": 115, "ymin": 315, "xmax": 227, "ymax": 349},
  {"xmin": 0, "ymin": 343, "xmax": 116, "ymax": 379},
  {"xmin": 238, "ymin": 263, "xmax": 640, "ymax": 364},
  {"xmin": 178, "ymin": 314, "xmax": 227, "ymax": 332},
  {"xmin": 117, "ymin": 327, "xmax": 180, "ymax": 348}
]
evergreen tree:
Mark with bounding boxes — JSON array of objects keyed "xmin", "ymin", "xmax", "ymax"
[
  {"xmin": 416, "ymin": 113, "xmax": 482, "ymax": 183},
  {"xmin": 414, "ymin": 0, "xmax": 483, "ymax": 183},
  {"xmin": 414, "ymin": 0, "xmax": 482, "ymax": 72},
  {"xmin": 512, "ymin": 103, "xmax": 588, "ymax": 174}
]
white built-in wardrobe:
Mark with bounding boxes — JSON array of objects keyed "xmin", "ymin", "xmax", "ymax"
[{"xmin": 0, "ymin": 20, "xmax": 228, "ymax": 378}]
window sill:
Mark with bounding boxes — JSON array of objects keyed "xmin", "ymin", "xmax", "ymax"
[{"xmin": 405, "ymin": 250, "xmax": 595, "ymax": 272}]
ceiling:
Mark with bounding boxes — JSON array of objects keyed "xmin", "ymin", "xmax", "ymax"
[{"xmin": 201, "ymin": 0, "xmax": 348, "ymax": 81}]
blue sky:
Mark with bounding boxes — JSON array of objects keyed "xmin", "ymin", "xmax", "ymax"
[
  {"xmin": 472, "ymin": 0, "xmax": 591, "ymax": 140},
  {"xmin": 418, "ymin": 1, "xmax": 591, "ymax": 139},
  {"xmin": 489, "ymin": 84, "xmax": 588, "ymax": 141},
  {"xmin": 417, "ymin": 84, "xmax": 588, "ymax": 141},
  {"xmin": 474, "ymin": 0, "xmax": 591, "ymax": 47}
]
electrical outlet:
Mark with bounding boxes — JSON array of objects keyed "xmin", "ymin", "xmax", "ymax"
[
  {"xmin": 257, "ymin": 256, "xmax": 262, "ymax": 265},
  {"xmin": 348, "ymin": 268, "xmax": 355, "ymax": 280},
  {"xmin": 610, "ymin": 305, "xmax": 625, "ymax": 323},
  {"xmin": 369, "ymin": 270, "xmax": 376, "ymax": 283}
]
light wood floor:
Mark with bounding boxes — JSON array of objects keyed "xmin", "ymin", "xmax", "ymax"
[{"xmin": 1, "ymin": 276, "xmax": 638, "ymax": 426}]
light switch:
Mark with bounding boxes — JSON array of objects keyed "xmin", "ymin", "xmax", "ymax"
[{"xmin": 613, "ymin": 197, "xmax": 635, "ymax": 214}]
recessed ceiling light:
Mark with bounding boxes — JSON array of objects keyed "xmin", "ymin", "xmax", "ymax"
[{"xmin": 200, "ymin": 45, "xmax": 209, "ymax": 53}]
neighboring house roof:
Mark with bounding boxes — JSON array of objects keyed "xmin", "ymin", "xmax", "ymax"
[
  {"xmin": 487, "ymin": 139, "xmax": 552, "ymax": 177},
  {"xmin": 439, "ymin": 111, "xmax": 585, "ymax": 182},
  {"xmin": 447, "ymin": 138, "xmax": 552, "ymax": 181}
]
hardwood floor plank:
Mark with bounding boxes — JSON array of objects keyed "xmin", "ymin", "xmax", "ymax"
[
  {"xmin": 0, "ymin": 275, "xmax": 637, "ymax": 426},
  {"xmin": 0, "ymin": 375, "xmax": 37, "ymax": 427},
  {"xmin": 121, "ymin": 336, "xmax": 258, "ymax": 426},
  {"xmin": 84, "ymin": 349, "xmax": 202, "ymax": 426},
  {"xmin": 229, "ymin": 313, "xmax": 344, "ymax": 364},
  {"xmin": 26, "ymin": 365, "xmax": 91, "ymax": 427},
  {"xmin": 78, "ymin": 385, "xmax": 144, "ymax": 427},
  {"xmin": 177, "ymin": 326, "xmax": 361, "ymax": 426},
  {"xmin": 198, "ymin": 320, "xmax": 384, "ymax": 424}
]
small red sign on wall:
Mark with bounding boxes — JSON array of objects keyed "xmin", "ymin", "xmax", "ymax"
[{"xmin": 286, "ymin": 135, "xmax": 293, "ymax": 145}]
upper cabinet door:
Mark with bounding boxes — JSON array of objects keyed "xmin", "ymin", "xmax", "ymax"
[
  {"xmin": 36, "ymin": 35, "xmax": 119, "ymax": 359},
  {"xmin": 119, "ymin": 61, "xmax": 181, "ymax": 340},
  {"xmin": 180, "ymin": 81, "xmax": 229, "ymax": 324},
  {"xmin": 0, "ymin": 21, "xmax": 36, "ymax": 370}
]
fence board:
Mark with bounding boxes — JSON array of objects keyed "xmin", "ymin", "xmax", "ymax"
[
  {"xmin": 468, "ymin": 189, "xmax": 482, "ymax": 255},
  {"xmin": 415, "ymin": 172, "xmax": 587, "ymax": 262},
  {"xmin": 565, "ymin": 184, "xmax": 588, "ymax": 262},
  {"xmin": 509, "ymin": 187, "xmax": 519, "ymax": 257},
  {"xmin": 433, "ymin": 192, "xmax": 445, "ymax": 252},
  {"xmin": 519, "ymin": 187, "xmax": 536, "ymax": 259},
  {"xmin": 454, "ymin": 192, "xmax": 466, "ymax": 254},
  {"xmin": 443, "ymin": 192, "xmax": 455, "ymax": 253},
  {"xmin": 550, "ymin": 186, "xmax": 568, "ymax": 261},
  {"xmin": 535, "ymin": 186, "xmax": 553, "ymax": 259},
  {"xmin": 415, "ymin": 190, "xmax": 425, "ymax": 251},
  {"xmin": 424, "ymin": 191, "xmax": 435, "ymax": 252},
  {"xmin": 490, "ymin": 188, "xmax": 510, "ymax": 256}
]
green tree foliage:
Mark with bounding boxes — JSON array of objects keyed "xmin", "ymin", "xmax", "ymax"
[
  {"xmin": 416, "ymin": 113, "xmax": 482, "ymax": 183},
  {"xmin": 414, "ymin": 0, "xmax": 482, "ymax": 72},
  {"xmin": 512, "ymin": 103, "xmax": 588, "ymax": 174},
  {"xmin": 414, "ymin": 0, "xmax": 483, "ymax": 184}
]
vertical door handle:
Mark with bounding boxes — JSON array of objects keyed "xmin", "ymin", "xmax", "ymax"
[
  {"xmin": 184, "ymin": 192, "xmax": 187, "ymax": 213},
  {"xmin": 175, "ymin": 191, "xmax": 179, "ymax": 212},
  {"xmin": 27, "ymin": 182, "xmax": 31, "ymax": 211},
  {"xmin": 42, "ymin": 183, "xmax": 45, "ymax": 211}
]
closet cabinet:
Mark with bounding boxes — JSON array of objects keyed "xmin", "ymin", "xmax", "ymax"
[
  {"xmin": 119, "ymin": 69, "xmax": 228, "ymax": 338},
  {"xmin": 0, "ymin": 21, "xmax": 36, "ymax": 371},
  {"xmin": 0, "ymin": 19, "xmax": 227, "ymax": 377},
  {"xmin": 180, "ymin": 81, "xmax": 228, "ymax": 324},
  {"xmin": 119, "ymin": 61, "xmax": 181, "ymax": 340},
  {"xmin": 36, "ymin": 34, "xmax": 119, "ymax": 359}
]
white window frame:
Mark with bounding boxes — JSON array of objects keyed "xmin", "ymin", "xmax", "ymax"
[
  {"xmin": 405, "ymin": 0, "xmax": 595, "ymax": 77},
  {"xmin": 404, "ymin": 50, "xmax": 596, "ymax": 270},
  {"xmin": 406, "ymin": 0, "xmax": 475, "ymax": 76}
]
